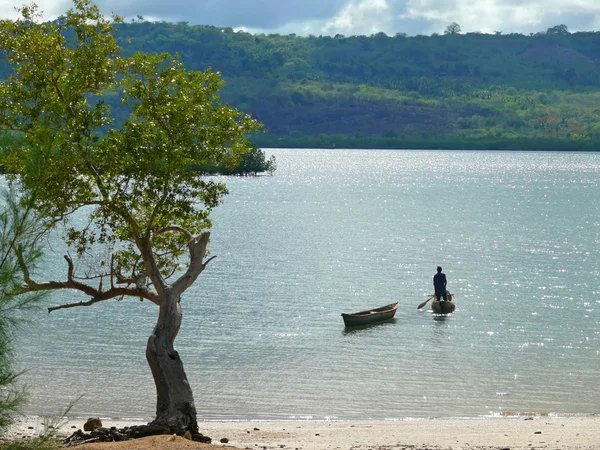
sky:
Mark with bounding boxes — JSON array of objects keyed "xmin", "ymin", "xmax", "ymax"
[{"xmin": 1, "ymin": 0, "xmax": 600, "ymax": 37}]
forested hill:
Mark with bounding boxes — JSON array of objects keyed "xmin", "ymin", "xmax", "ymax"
[
  {"xmin": 17, "ymin": 21, "xmax": 600, "ymax": 149},
  {"xmin": 116, "ymin": 22, "xmax": 600, "ymax": 91}
]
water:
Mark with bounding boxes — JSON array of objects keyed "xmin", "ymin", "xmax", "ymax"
[{"xmin": 15, "ymin": 149, "xmax": 600, "ymax": 420}]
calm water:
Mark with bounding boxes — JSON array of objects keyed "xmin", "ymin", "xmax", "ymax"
[{"xmin": 15, "ymin": 149, "xmax": 600, "ymax": 420}]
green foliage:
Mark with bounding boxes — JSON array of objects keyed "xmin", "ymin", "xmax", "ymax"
[
  {"xmin": 75, "ymin": 20, "xmax": 600, "ymax": 148},
  {"xmin": 588, "ymin": 124, "xmax": 600, "ymax": 139},
  {"xmin": 194, "ymin": 143, "xmax": 276, "ymax": 175},
  {"xmin": 0, "ymin": 1, "xmax": 262, "ymax": 282},
  {"xmin": 0, "ymin": 191, "xmax": 47, "ymax": 437},
  {"xmin": 99, "ymin": 20, "xmax": 600, "ymax": 93},
  {"xmin": 231, "ymin": 144, "xmax": 276, "ymax": 175}
]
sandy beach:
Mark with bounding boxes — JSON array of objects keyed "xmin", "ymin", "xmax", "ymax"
[{"xmin": 5, "ymin": 414, "xmax": 600, "ymax": 449}]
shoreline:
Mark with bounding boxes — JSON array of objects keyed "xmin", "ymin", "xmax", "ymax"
[{"xmin": 5, "ymin": 414, "xmax": 600, "ymax": 449}]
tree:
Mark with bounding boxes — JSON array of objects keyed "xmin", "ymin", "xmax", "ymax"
[
  {"xmin": 193, "ymin": 143, "xmax": 276, "ymax": 176},
  {"xmin": 547, "ymin": 24, "xmax": 569, "ymax": 35},
  {"xmin": 0, "ymin": 0, "xmax": 261, "ymax": 440},
  {"xmin": 228, "ymin": 144, "xmax": 276, "ymax": 175},
  {"xmin": 0, "ymin": 191, "xmax": 47, "ymax": 436},
  {"xmin": 444, "ymin": 22, "xmax": 462, "ymax": 35},
  {"xmin": 587, "ymin": 123, "xmax": 600, "ymax": 139}
]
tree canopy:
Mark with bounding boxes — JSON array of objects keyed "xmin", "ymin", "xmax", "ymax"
[
  {"xmin": 444, "ymin": 22, "xmax": 462, "ymax": 35},
  {"xmin": 0, "ymin": 0, "xmax": 261, "ymax": 284}
]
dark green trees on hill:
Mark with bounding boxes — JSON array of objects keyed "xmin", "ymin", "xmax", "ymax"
[
  {"xmin": 3, "ymin": 18, "xmax": 600, "ymax": 149},
  {"xmin": 110, "ymin": 21, "xmax": 600, "ymax": 92},
  {"xmin": 110, "ymin": 22, "xmax": 600, "ymax": 148}
]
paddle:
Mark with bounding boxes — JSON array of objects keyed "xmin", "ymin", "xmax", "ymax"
[{"xmin": 417, "ymin": 295, "xmax": 434, "ymax": 310}]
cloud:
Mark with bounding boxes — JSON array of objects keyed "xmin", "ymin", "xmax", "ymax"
[
  {"xmin": 0, "ymin": 0, "xmax": 72, "ymax": 21},
  {"xmin": 0, "ymin": 0, "xmax": 599, "ymax": 36},
  {"xmin": 100, "ymin": 0, "xmax": 346, "ymax": 29},
  {"xmin": 323, "ymin": 0, "xmax": 392, "ymax": 36},
  {"xmin": 400, "ymin": 0, "xmax": 600, "ymax": 35}
]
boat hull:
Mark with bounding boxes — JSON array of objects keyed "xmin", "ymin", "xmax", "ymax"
[
  {"xmin": 431, "ymin": 291, "xmax": 456, "ymax": 314},
  {"xmin": 342, "ymin": 302, "xmax": 399, "ymax": 327}
]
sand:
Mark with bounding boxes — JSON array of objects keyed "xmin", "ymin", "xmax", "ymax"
[{"xmin": 4, "ymin": 414, "xmax": 600, "ymax": 449}]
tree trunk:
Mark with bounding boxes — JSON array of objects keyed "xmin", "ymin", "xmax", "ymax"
[
  {"xmin": 145, "ymin": 288, "xmax": 199, "ymax": 435},
  {"xmin": 64, "ymin": 287, "xmax": 212, "ymax": 445}
]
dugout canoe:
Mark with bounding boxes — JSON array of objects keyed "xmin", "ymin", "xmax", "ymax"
[
  {"xmin": 431, "ymin": 291, "xmax": 456, "ymax": 314},
  {"xmin": 341, "ymin": 302, "xmax": 399, "ymax": 327}
]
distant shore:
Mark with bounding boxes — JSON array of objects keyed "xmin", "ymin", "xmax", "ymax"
[
  {"xmin": 253, "ymin": 136, "xmax": 600, "ymax": 152},
  {"xmin": 6, "ymin": 414, "xmax": 600, "ymax": 449}
]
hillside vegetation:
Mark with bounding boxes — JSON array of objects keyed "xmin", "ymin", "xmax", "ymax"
[{"xmin": 5, "ymin": 20, "xmax": 600, "ymax": 149}]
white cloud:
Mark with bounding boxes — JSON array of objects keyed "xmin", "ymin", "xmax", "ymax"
[
  {"xmin": 0, "ymin": 1, "xmax": 71, "ymax": 21},
  {"xmin": 401, "ymin": 0, "xmax": 600, "ymax": 34},
  {"xmin": 324, "ymin": 0, "xmax": 392, "ymax": 35}
]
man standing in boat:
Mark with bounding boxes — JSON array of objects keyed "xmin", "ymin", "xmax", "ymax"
[{"xmin": 433, "ymin": 266, "xmax": 447, "ymax": 301}]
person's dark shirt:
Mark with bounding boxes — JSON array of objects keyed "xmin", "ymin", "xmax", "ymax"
[{"xmin": 433, "ymin": 272, "xmax": 447, "ymax": 293}]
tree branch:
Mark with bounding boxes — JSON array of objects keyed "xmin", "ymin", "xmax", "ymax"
[
  {"xmin": 172, "ymin": 231, "xmax": 214, "ymax": 297},
  {"xmin": 15, "ymin": 251, "xmax": 161, "ymax": 310},
  {"xmin": 146, "ymin": 184, "xmax": 169, "ymax": 238},
  {"xmin": 154, "ymin": 226, "xmax": 193, "ymax": 240},
  {"xmin": 48, "ymin": 298, "xmax": 107, "ymax": 312},
  {"xmin": 137, "ymin": 233, "xmax": 165, "ymax": 296}
]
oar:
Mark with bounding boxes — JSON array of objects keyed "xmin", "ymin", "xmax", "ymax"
[{"xmin": 417, "ymin": 295, "xmax": 434, "ymax": 310}]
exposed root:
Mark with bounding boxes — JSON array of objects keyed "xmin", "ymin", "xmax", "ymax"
[{"xmin": 63, "ymin": 424, "xmax": 211, "ymax": 446}]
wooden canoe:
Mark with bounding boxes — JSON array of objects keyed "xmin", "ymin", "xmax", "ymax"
[
  {"xmin": 341, "ymin": 302, "xmax": 399, "ymax": 327},
  {"xmin": 431, "ymin": 291, "xmax": 456, "ymax": 314}
]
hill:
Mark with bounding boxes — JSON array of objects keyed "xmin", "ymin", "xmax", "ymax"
[{"xmin": 6, "ymin": 21, "xmax": 600, "ymax": 149}]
